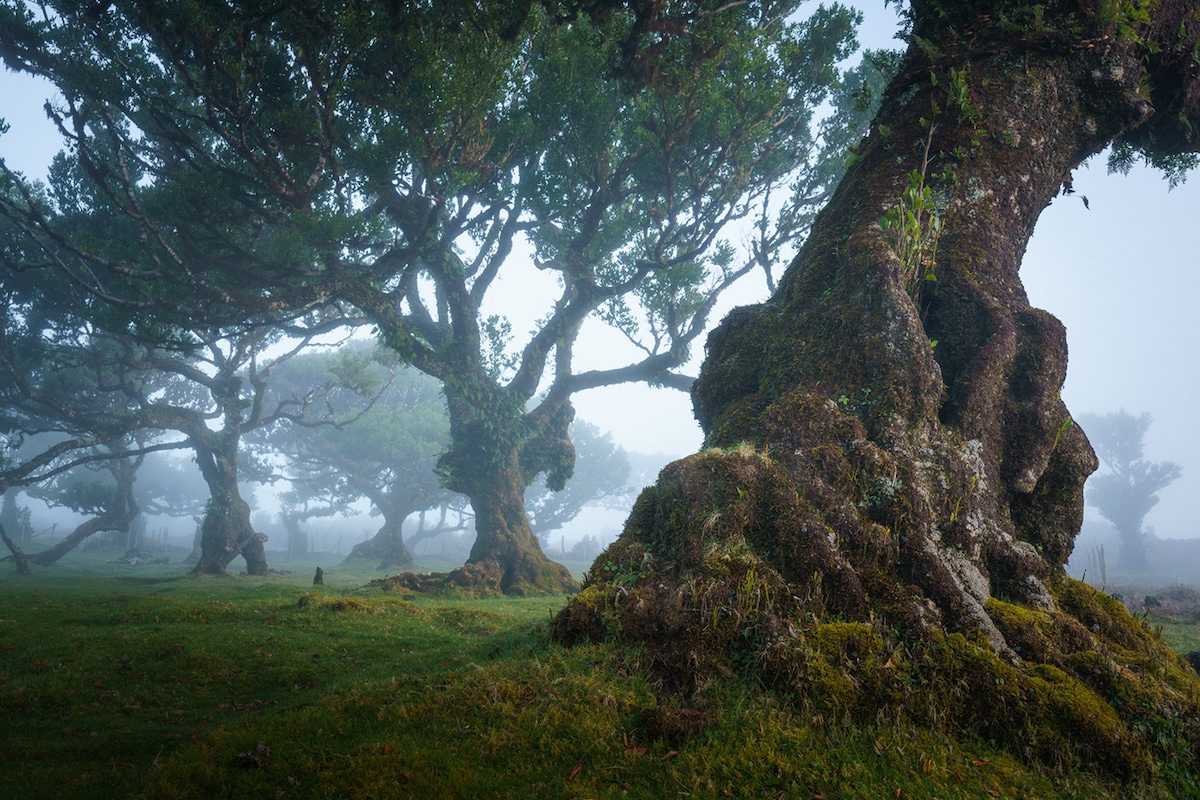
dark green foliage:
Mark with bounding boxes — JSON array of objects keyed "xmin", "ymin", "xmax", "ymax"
[{"xmin": 0, "ymin": 0, "xmax": 866, "ymax": 592}]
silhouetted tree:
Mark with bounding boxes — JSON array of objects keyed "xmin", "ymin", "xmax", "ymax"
[
  {"xmin": 265, "ymin": 347, "xmax": 449, "ymax": 571},
  {"xmin": 1078, "ymin": 410, "xmax": 1181, "ymax": 572}
]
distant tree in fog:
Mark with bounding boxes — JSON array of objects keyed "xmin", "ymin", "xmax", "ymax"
[
  {"xmin": 1079, "ymin": 411, "xmax": 1181, "ymax": 572},
  {"xmin": 263, "ymin": 345, "xmax": 450, "ymax": 570},
  {"xmin": 22, "ymin": 440, "xmax": 143, "ymax": 566},
  {"xmin": 266, "ymin": 344, "xmax": 636, "ymax": 570}
]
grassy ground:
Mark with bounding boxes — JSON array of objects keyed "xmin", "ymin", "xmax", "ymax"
[
  {"xmin": 1157, "ymin": 621, "xmax": 1200, "ymax": 655},
  {"xmin": 2, "ymin": 550, "xmax": 1198, "ymax": 799}
]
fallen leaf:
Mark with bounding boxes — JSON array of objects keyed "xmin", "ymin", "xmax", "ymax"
[
  {"xmin": 971, "ymin": 758, "xmax": 990, "ymax": 767},
  {"xmin": 567, "ymin": 763, "xmax": 582, "ymax": 781}
]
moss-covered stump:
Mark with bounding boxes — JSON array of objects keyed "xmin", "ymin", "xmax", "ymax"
[{"xmin": 554, "ymin": 447, "xmax": 1200, "ymax": 781}]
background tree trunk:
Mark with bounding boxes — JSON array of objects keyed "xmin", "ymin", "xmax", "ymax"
[
  {"xmin": 190, "ymin": 442, "xmax": 267, "ymax": 576},
  {"xmin": 557, "ymin": 2, "xmax": 1200, "ymax": 780},
  {"xmin": 341, "ymin": 513, "xmax": 414, "ymax": 570},
  {"xmin": 0, "ymin": 518, "xmax": 30, "ymax": 575},
  {"xmin": 28, "ymin": 511, "xmax": 137, "ymax": 567}
]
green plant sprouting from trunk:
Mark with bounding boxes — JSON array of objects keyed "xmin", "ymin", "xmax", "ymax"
[{"xmin": 879, "ymin": 125, "xmax": 943, "ymax": 302}]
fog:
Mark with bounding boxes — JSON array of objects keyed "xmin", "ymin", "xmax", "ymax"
[{"xmin": 2, "ymin": 1, "xmax": 1198, "ymax": 573}]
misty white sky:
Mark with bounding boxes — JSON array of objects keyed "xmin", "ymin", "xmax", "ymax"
[{"xmin": 2, "ymin": 2, "xmax": 1198, "ymax": 541}]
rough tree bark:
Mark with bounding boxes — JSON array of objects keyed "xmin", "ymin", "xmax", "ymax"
[
  {"xmin": 556, "ymin": 0, "xmax": 1200, "ymax": 780},
  {"xmin": 437, "ymin": 384, "xmax": 576, "ymax": 595},
  {"xmin": 190, "ymin": 437, "xmax": 267, "ymax": 576}
]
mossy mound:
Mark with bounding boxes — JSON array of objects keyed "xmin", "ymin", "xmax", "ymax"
[
  {"xmin": 367, "ymin": 557, "xmax": 574, "ymax": 598},
  {"xmin": 554, "ymin": 446, "xmax": 1200, "ymax": 783}
]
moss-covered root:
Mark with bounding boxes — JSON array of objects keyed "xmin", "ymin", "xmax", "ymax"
[
  {"xmin": 554, "ymin": 448, "xmax": 1200, "ymax": 785},
  {"xmin": 558, "ymin": 574, "xmax": 1200, "ymax": 783}
]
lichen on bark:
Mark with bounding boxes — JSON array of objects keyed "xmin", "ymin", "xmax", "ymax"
[{"xmin": 555, "ymin": 1, "xmax": 1200, "ymax": 781}]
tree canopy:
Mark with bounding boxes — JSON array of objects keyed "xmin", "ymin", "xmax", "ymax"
[{"xmin": 0, "ymin": 0, "xmax": 869, "ymax": 592}]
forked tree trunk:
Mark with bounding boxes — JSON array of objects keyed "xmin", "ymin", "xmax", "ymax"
[
  {"xmin": 458, "ymin": 450, "xmax": 575, "ymax": 595},
  {"xmin": 557, "ymin": 1, "xmax": 1200, "ymax": 781},
  {"xmin": 190, "ymin": 441, "xmax": 267, "ymax": 576},
  {"xmin": 191, "ymin": 489, "xmax": 267, "ymax": 575}
]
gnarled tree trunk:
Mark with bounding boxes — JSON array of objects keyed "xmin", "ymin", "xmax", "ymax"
[
  {"xmin": 557, "ymin": 1, "xmax": 1200, "ymax": 781},
  {"xmin": 452, "ymin": 449, "xmax": 576, "ymax": 595},
  {"xmin": 190, "ymin": 439, "xmax": 267, "ymax": 576},
  {"xmin": 438, "ymin": 384, "xmax": 576, "ymax": 595}
]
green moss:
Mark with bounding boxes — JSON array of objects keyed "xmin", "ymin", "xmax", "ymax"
[
  {"xmin": 1025, "ymin": 663, "xmax": 1146, "ymax": 776},
  {"xmin": 1055, "ymin": 577, "xmax": 1156, "ymax": 651},
  {"xmin": 986, "ymin": 597, "xmax": 1058, "ymax": 663},
  {"xmin": 551, "ymin": 584, "xmax": 621, "ymax": 645}
]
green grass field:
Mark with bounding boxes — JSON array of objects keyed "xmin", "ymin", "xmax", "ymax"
[{"xmin": 2, "ymin": 550, "xmax": 1198, "ymax": 799}]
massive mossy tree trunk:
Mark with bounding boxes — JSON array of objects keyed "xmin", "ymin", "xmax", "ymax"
[
  {"xmin": 557, "ymin": 1, "xmax": 1200, "ymax": 781},
  {"xmin": 190, "ymin": 437, "xmax": 267, "ymax": 576}
]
